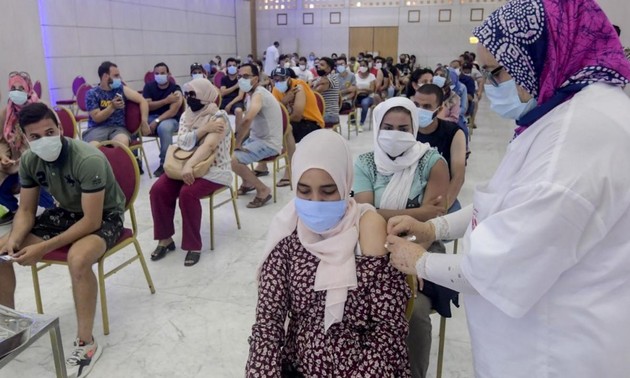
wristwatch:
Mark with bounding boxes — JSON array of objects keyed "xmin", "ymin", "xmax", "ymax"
[{"xmin": 155, "ymin": 118, "xmax": 161, "ymax": 124}]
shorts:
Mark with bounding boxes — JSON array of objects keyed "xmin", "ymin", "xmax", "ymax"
[
  {"xmin": 233, "ymin": 138, "xmax": 279, "ymax": 165},
  {"xmin": 222, "ymin": 100, "xmax": 245, "ymax": 115},
  {"xmin": 291, "ymin": 119, "xmax": 321, "ymax": 143},
  {"xmin": 82, "ymin": 126, "xmax": 131, "ymax": 143},
  {"xmin": 31, "ymin": 208, "xmax": 124, "ymax": 249}
]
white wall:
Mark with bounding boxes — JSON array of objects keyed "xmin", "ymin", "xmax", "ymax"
[
  {"xmin": 0, "ymin": 0, "xmax": 49, "ymax": 102},
  {"xmin": 256, "ymin": 2, "xmax": 506, "ymax": 67},
  {"xmin": 597, "ymin": 0, "xmax": 630, "ymax": 47},
  {"xmin": 36, "ymin": 0, "xmax": 244, "ymax": 103}
]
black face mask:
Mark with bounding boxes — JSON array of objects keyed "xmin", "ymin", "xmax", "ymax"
[
  {"xmin": 186, "ymin": 97, "xmax": 204, "ymax": 112},
  {"xmin": 316, "ymin": 69, "xmax": 327, "ymax": 77}
]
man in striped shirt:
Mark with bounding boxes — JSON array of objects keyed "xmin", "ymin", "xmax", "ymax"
[{"xmin": 313, "ymin": 57, "xmax": 340, "ymax": 127}]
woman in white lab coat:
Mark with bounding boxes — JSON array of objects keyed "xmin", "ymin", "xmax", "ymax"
[{"xmin": 384, "ymin": 0, "xmax": 630, "ymax": 377}]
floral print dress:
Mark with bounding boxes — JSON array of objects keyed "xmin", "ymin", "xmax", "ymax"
[{"xmin": 246, "ymin": 231, "xmax": 411, "ymax": 378}]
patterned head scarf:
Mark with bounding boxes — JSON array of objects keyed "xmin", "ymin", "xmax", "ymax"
[
  {"xmin": 4, "ymin": 72, "xmax": 39, "ymax": 149},
  {"xmin": 473, "ymin": 0, "xmax": 630, "ymax": 129}
]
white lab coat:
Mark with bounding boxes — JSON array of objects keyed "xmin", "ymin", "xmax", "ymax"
[{"xmin": 264, "ymin": 44, "xmax": 279, "ymax": 76}]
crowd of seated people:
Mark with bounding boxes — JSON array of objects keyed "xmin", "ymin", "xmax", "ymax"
[{"xmin": 0, "ymin": 46, "xmax": 481, "ymax": 377}]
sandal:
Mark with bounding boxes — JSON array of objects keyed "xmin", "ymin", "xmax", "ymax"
[
  {"xmin": 150, "ymin": 241, "xmax": 176, "ymax": 261},
  {"xmin": 254, "ymin": 170, "xmax": 269, "ymax": 177},
  {"xmin": 237, "ymin": 185, "xmax": 256, "ymax": 195},
  {"xmin": 276, "ymin": 178, "xmax": 291, "ymax": 187},
  {"xmin": 246, "ymin": 194, "xmax": 272, "ymax": 208},
  {"xmin": 184, "ymin": 251, "xmax": 201, "ymax": 266}
]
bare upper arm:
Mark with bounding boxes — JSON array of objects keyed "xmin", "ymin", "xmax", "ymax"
[
  {"xmin": 243, "ymin": 93, "xmax": 262, "ymax": 121},
  {"xmin": 359, "ymin": 210, "xmax": 387, "ymax": 256},
  {"xmin": 354, "ymin": 191, "xmax": 375, "ymax": 206},
  {"xmin": 292, "ymin": 88, "xmax": 306, "ymax": 118},
  {"xmin": 449, "ymin": 130, "xmax": 467, "ymax": 177},
  {"xmin": 421, "ymin": 159, "xmax": 450, "ymax": 205},
  {"xmin": 123, "ymin": 86, "xmax": 145, "ymax": 104}
]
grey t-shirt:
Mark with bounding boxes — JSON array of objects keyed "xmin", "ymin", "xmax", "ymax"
[{"xmin": 247, "ymin": 86, "xmax": 283, "ymax": 154}]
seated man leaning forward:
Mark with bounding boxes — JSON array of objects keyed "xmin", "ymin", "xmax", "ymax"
[
  {"xmin": 0, "ymin": 103, "xmax": 126, "ymax": 378},
  {"xmin": 82, "ymin": 60, "xmax": 150, "ymax": 147}
]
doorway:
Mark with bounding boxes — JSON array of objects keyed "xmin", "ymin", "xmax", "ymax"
[{"xmin": 349, "ymin": 27, "xmax": 399, "ymax": 60}]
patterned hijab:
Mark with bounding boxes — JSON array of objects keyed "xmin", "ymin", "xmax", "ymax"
[
  {"xmin": 4, "ymin": 72, "xmax": 39, "ymax": 149},
  {"xmin": 181, "ymin": 78, "xmax": 219, "ymax": 130},
  {"xmin": 473, "ymin": 0, "xmax": 630, "ymax": 132}
]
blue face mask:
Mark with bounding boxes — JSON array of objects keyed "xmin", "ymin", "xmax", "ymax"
[
  {"xmin": 336, "ymin": 65, "xmax": 346, "ymax": 74},
  {"xmin": 111, "ymin": 78, "xmax": 122, "ymax": 89},
  {"xmin": 238, "ymin": 78, "xmax": 253, "ymax": 92},
  {"xmin": 432, "ymin": 76, "xmax": 446, "ymax": 88},
  {"xmin": 227, "ymin": 66, "xmax": 237, "ymax": 75},
  {"xmin": 484, "ymin": 79, "xmax": 537, "ymax": 120},
  {"xmin": 275, "ymin": 80, "xmax": 289, "ymax": 93},
  {"xmin": 154, "ymin": 74, "xmax": 168, "ymax": 85},
  {"xmin": 294, "ymin": 198, "xmax": 347, "ymax": 233},
  {"xmin": 417, "ymin": 108, "xmax": 437, "ymax": 128}
]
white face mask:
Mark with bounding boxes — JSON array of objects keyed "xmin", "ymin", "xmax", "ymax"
[
  {"xmin": 29, "ymin": 135, "xmax": 63, "ymax": 162},
  {"xmin": 299, "ymin": 64, "xmax": 306, "ymax": 71},
  {"xmin": 9, "ymin": 90, "xmax": 28, "ymax": 105},
  {"xmin": 378, "ymin": 130, "xmax": 417, "ymax": 158},
  {"xmin": 358, "ymin": 66, "xmax": 368, "ymax": 74},
  {"xmin": 192, "ymin": 73, "xmax": 204, "ymax": 80},
  {"xmin": 375, "ymin": 63, "xmax": 383, "ymax": 70},
  {"xmin": 283, "ymin": 62, "xmax": 291, "ymax": 69}
]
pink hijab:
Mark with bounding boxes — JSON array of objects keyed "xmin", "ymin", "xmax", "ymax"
[
  {"xmin": 260, "ymin": 129, "xmax": 374, "ymax": 331},
  {"xmin": 181, "ymin": 78, "xmax": 219, "ymax": 130},
  {"xmin": 4, "ymin": 73, "xmax": 39, "ymax": 149}
]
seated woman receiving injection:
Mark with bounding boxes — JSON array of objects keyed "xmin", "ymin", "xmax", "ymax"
[{"xmin": 246, "ymin": 129, "xmax": 411, "ymax": 377}]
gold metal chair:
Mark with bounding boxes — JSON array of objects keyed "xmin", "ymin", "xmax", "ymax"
[{"xmin": 30, "ymin": 141, "xmax": 156, "ymax": 335}]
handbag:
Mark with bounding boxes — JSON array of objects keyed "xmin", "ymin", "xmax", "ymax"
[{"xmin": 163, "ymin": 141, "xmax": 215, "ymax": 180}]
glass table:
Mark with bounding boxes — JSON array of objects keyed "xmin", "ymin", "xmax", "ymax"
[{"xmin": 0, "ymin": 305, "xmax": 67, "ymax": 378}]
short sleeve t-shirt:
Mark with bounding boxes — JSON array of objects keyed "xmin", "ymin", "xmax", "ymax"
[
  {"xmin": 220, "ymin": 75, "xmax": 239, "ymax": 104},
  {"xmin": 86, "ymin": 86, "xmax": 125, "ymax": 128},
  {"xmin": 338, "ymin": 72, "xmax": 357, "ymax": 101},
  {"xmin": 19, "ymin": 138, "xmax": 126, "ymax": 216},
  {"xmin": 142, "ymin": 81, "xmax": 181, "ymax": 117},
  {"xmin": 353, "ymin": 149, "xmax": 443, "ymax": 209},
  {"xmin": 320, "ymin": 73, "xmax": 340, "ymax": 117},
  {"xmin": 247, "ymin": 86, "xmax": 283, "ymax": 154},
  {"xmin": 272, "ymin": 79, "xmax": 324, "ymax": 128},
  {"xmin": 355, "ymin": 73, "xmax": 376, "ymax": 91}
]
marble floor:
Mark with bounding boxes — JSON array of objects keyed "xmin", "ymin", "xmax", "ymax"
[{"xmin": 1, "ymin": 99, "xmax": 514, "ymax": 378}]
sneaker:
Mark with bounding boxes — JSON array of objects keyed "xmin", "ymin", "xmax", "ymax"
[
  {"xmin": 66, "ymin": 338, "xmax": 103, "ymax": 378},
  {"xmin": 153, "ymin": 165, "xmax": 164, "ymax": 177},
  {"xmin": 0, "ymin": 211, "xmax": 15, "ymax": 226},
  {"xmin": 358, "ymin": 124, "xmax": 364, "ymax": 133}
]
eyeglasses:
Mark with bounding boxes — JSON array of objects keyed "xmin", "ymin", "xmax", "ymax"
[
  {"xmin": 9, "ymin": 71, "xmax": 31, "ymax": 81},
  {"xmin": 483, "ymin": 66, "xmax": 504, "ymax": 87}
]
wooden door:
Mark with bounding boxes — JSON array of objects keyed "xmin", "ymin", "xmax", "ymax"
[
  {"xmin": 373, "ymin": 27, "xmax": 398, "ymax": 59},
  {"xmin": 349, "ymin": 27, "xmax": 374, "ymax": 58}
]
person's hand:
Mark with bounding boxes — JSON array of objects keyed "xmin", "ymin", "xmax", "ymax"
[
  {"xmin": 421, "ymin": 196, "xmax": 447, "ymax": 219},
  {"xmin": 0, "ymin": 155, "xmax": 16, "ymax": 168},
  {"xmin": 0, "ymin": 238, "xmax": 20, "ymax": 258},
  {"xmin": 385, "ymin": 234, "xmax": 426, "ymax": 275},
  {"xmin": 204, "ymin": 119, "xmax": 225, "ymax": 134},
  {"xmin": 167, "ymin": 92, "xmax": 180, "ymax": 104},
  {"xmin": 12, "ymin": 242, "xmax": 49, "ymax": 266},
  {"xmin": 387, "ymin": 216, "xmax": 436, "ymax": 245},
  {"xmin": 148, "ymin": 120, "xmax": 159, "ymax": 135},
  {"xmin": 140, "ymin": 119, "xmax": 151, "ymax": 136},
  {"xmin": 283, "ymin": 86, "xmax": 298, "ymax": 104},
  {"xmin": 112, "ymin": 96, "xmax": 125, "ymax": 110},
  {"xmin": 182, "ymin": 164, "xmax": 195, "ymax": 185},
  {"xmin": 225, "ymin": 103, "xmax": 232, "ymax": 114}
]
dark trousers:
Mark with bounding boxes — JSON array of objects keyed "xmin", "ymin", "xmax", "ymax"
[{"xmin": 0, "ymin": 173, "xmax": 55, "ymax": 212}]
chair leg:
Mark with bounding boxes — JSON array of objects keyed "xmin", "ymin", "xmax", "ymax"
[
  {"xmin": 286, "ymin": 156, "xmax": 292, "ymax": 191},
  {"xmin": 209, "ymin": 195, "xmax": 215, "ymax": 251},
  {"xmin": 436, "ymin": 316, "xmax": 447, "ymax": 378},
  {"xmin": 354, "ymin": 110, "xmax": 359, "ymax": 136},
  {"xmin": 272, "ymin": 160, "xmax": 278, "ymax": 203},
  {"xmin": 231, "ymin": 188, "xmax": 241, "ymax": 229},
  {"xmin": 234, "ymin": 174, "xmax": 239, "ymax": 199},
  {"xmin": 454, "ymin": 239, "xmax": 459, "ymax": 254},
  {"xmin": 31, "ymin": 266, "xmax": 44, "ymax": 314},
  {"xmin": 133, "ymin": 239, "xmax": 156, "ymax": 295},
  {"xmin": 140, "ymin": 146, "xmax": 152, "ymax": 179},
  {"xmin": 97, "ymin": 260, "xmax": 110, "ymax": 336}
]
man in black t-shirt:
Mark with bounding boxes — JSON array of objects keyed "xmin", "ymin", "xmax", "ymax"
[
  {"xmin": 220, "ymin": 57, "xmax": 245, "ymax": 131},
  {"xmin": 142, "ymin": 62, "xmax": 183, "ymax": 176},
  {"xmin": 412, "ymin": 84, "xmax": 466, "ymax": 213}
]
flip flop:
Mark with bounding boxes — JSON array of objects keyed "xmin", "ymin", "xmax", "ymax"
[
  {"xmin": 276, "ymin": 178, "xmax": 291, "ymax": 187},
  {"xmin": 150, "ymin": 241, "xmax": 176, "ymax": 261},
  {"xmin": 246, "ymin": 194, "xmax": 272, "ymax": 208},
  {"xmin": 237, "ymin": 185, "xmax": 256, "ymax": 195},
  {"xmin": 254, "ymin": 170, "xmax": 269, "ymax": 177}
]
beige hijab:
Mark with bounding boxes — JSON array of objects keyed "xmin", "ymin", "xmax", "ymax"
[
  {"xmin": 259, "ymin": 129, "xmax": 374, "ymax": 331},
  {"xmin": 181, "ymin": 78, "xmax": 220, "ymax": 130}
]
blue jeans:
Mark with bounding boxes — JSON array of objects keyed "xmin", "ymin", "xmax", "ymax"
[
  {"xmin": 149, "ymin": 115, "xmax": 179, "ymax": 165},
  {"xmin": 356, "ymin": 95, "xmax": 374, "ymax": 124},
  {"xmin": 0, "ymin": 173, "xmax": 55, "ymax": 212}
]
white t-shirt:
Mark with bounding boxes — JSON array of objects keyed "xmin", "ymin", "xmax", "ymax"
[
  {"xmin": 460, "ymin": 83, "xmax": 630, "ymax": 378},
  {"xmin": 291, "ymin": 66, "xmax": 314, "ymax": 83},
  {"xmin": 355, "ymin": 73, "xmax": 376, "ymax": 90},
  {"xmin": 264, "ymin": 45, "xmax": 279, "ymax": 76}
]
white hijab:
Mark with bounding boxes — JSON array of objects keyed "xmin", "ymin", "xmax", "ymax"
[
  {"xmin": 372, "ymin": 97, "xmax": 431, "ymax": 210},
  {"xmin": 259, "ymin": 130, "xmax": 374, "ymax": 331}
]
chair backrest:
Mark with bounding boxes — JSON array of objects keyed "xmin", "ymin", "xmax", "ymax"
[
  {"xmin": 144, "ymin": 71, "xmax": 154, "ymax": 84},
  {"xmin": 314, "ymin": 91, "xmax": 325, "ymax": 116},
  {"xmin": 76, "ymin": 83, "xmax": 93, "ymax": 112},
  {"xmin": 33, "ymin": 80, "xmax": 42, "ymax": 98},
  {"xmin": 72, "ymin": 76, "xmax": 86, "ymax": 96},
  {"xmin": 54, "ymin": 106, "xmax": 78, "ymax": 138},
  {"xmin": 279, "ymin": 102, "xmax": 290, "ymax": 138},
  {"xmin": 124, "ymin": 100, "xmax": 141, "ymax": 134},
  {"xmin": 213, "ymin": 71, "xmax": 224, "ymax": 88},
  {"xmin": 97, "ymin": 141, "xmax": 139, "ymax": 211}
]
